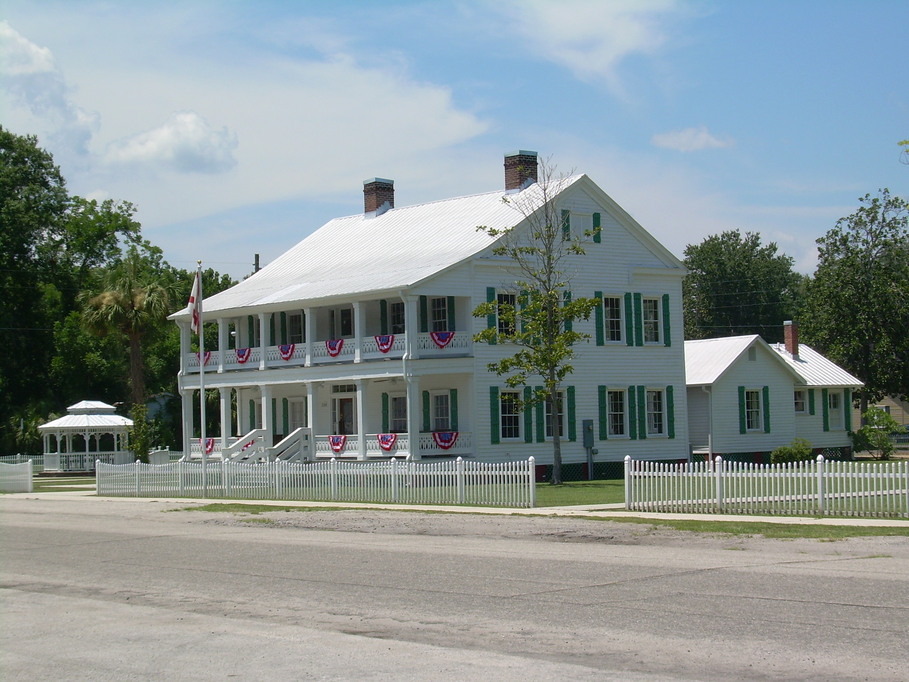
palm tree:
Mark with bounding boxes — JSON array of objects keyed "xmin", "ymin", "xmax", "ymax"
[{"xmin": 82, "ymin": 248, "xmax": 178, "ymax": 407}]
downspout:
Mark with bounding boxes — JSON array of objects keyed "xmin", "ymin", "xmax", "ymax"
[
  {"xmin": 701, "ymin": 385, "xmax": 713, "ymax": 461},
  {"xmin": 400, "ymin": 290, "xmax": 414, "ymax": 461}
]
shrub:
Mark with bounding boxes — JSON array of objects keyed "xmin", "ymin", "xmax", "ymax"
[
  {"xmin": 850, "ymin": 407, "xmax": 903, "ymax": 460},
  {"xmin": 771, "ymin": 438, "xmax": 814, "ymax": 464}
]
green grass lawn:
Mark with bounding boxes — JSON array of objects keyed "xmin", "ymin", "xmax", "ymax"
[
  {"xmin": 32, "ymin": 477, "xmax": 95, "ymax": 492},
  {"xmin": 534, "ymin": 479, "xmax": 625, "ymax": 506}
]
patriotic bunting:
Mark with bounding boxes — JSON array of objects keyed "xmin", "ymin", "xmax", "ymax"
[
  {"xmin": 326, "ymin": 339, "xmax": 344, "ymax": 357},
  {"xmin": 196, "ymin": 350, "xmax": 211, "ymax": 366},
  {"xmin": 279, "ymin": 343, "xmax": 295, "ymax": 360},
  {"xmin": 375, "ymin": 334, "xmax": 395, "ymax": 353},
  {"xmin": 432, "ymin": 431, "xmax": 459, "ymax": 450},
  {"xmin": 328, "ymin": 435, "xmax": 347, "ymax": 453},
  {"xmin": 377, "ymin": 433, "xmax": 397, "ymax": 451},
  {"xmin": 236, "ymin": 348, "xmax": 252, "ymax": 364},
  {"xmin": 202, "ymin": 437, "xmax": 215, "ymax": 454},
  {"xmin": 430, "ymin": 331, "xmax": 455, "ymax": 348}
]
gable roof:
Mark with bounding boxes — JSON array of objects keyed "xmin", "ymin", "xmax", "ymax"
[
  {"xmin": 684, "ymin": 336, "xmax": 779, "ymax": 386},
  {"xmin": 173, "ymin": 173, "xmax": 684, "ymax": 320},
  {"xmin": 769, "ymin": 343, "xmax": 863, "ymax": 388}
]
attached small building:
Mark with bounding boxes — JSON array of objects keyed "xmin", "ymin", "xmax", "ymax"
[{"xmin": 685, "ymin": 322, "xmax": 863, "ymax": 461}]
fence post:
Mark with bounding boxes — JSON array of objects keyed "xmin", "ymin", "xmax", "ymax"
[
  {"xmin": 624, "ymin": 456, "xmax": 632, "ymax": 509},
  {"xmin": 330, "ymin": 458, "xmax": 338, "ymax": 501},
  {"xmin": 135, "ymin": 459, "xmax": 141, "ymax": 497},
  {"xmin": 528, "ymin": 456, "xmax": 536, "ymax": 508},
  {"xmin": 715, "ymin": 456, "xmax": 724, "ymax": 513},
  {"xmin": 391, "ymin": 458, "xmax": 399, "ymax": 503},
  {"xmin": 94, "ymin": 459, "xmax": 100, "ymax": 495},
  {"xmin": 179, "ymin": 459, "xmax": 185, "ymax": 496},
  {"xmin": 816, "ymin": 455, "xmax": 825, "ymax": 515},
  {"xmin": 456, "ymin": 457, "xmax": 465, "ymax": 504}
]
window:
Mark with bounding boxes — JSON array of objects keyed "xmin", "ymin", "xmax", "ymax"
[
  {"xmin": 430, "ymin": 297, "xmax": 449, "ymax": 332},
  {"xmin": 745, "ymin": 389, "xmax": 762, "ymax": 431},
  {"xmin": 389, "ymin": 302, "xmax": 406, "ymax": 335},
  {"xmin": 331, "ymin": 308, "xmax": 353, "ymax": 338},
  {"xmin": 642, "ymin": 298, "xmax": 661, "ymax": 343},
  {"xmin": 604, "ymin": 296, "xmax": 623, "ymax": 342},
  {"xmin": 545, "ymin": 393, "xmax": 564, "ymax": 438},
  {"xmin": 828, "ymin": 391, "xmax": 843, "ymax": 429},
  {"xmin": 497, "ymin": 292, "xmax": 516, "ymax": 336},
  {"xmin": 289, "ymin": 398, "xmax": 307, "ymax": 429},
  {"xmin": 794, "ymin": 390, "xmax": 807, "ymax": 414},
  {"xmin": 288, "ymin": 312, "xmax": 304, "ymax": 344},
  {"xmin": 432, "ymin": 392, "xmax": 450, "ymax": 431},
  {"xmin": 646, "ymin": 389, "xmax": 665, "ymax": 436},
  {"xmin": 607, "ymin": 389, "xmax": 626, "ymax": 437},
  {"xmin": 390, "ymin": 395, "xmax": 407, "ymax": 432},
  {"xmin": 500, "ymin": 391, "xmax": 521, "ymax": 439}
]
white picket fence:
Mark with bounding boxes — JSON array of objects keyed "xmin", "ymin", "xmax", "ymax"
[
  {"xmin": 0, "ymin": 454, "xmax": 43, "ymax": 472},
  {"xmin": 625, "ymin": 455, "xmax": 909, "ymax": 518},
  {"xmin": 0, "ymin": 460, "xmax": 34, "ymax": 493},
  {"xmin": 96, "ymin": 457, "xmax": 537, "ymax": 508}
]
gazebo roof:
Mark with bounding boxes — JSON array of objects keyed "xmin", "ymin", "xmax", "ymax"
[{"xmin": 38, "ymin": 400, "xmax": 133, "ymax": 432}]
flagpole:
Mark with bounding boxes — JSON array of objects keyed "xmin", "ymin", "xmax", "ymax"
[{"xmin": 197, "ymin": 261, "xmax": 207, "ymax": 497}]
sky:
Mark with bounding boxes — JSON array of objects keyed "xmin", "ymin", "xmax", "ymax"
[{"xmin": 2, "ymin": 0, "xmax": 906, "ymax": 281}]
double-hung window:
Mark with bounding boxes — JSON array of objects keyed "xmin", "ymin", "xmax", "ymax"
[
  {"xmin": 432, "ymin": 392, "xmax": 451, "ymax": 431},
  {"xmin": 288, "ymin": 312, "xmax": 304, "ymax": 344},
  {"xmin": 499, "ymin": 391, "xmax": 521, "ymax": 440},
  {"xmin": 607, "ymin": 389, "xmax": 626, "ymax": 437},
  {"xmin": 745, "ymin": 389, "xmax": 762, "ymax": 431},
  {"xmin": 430, "ymin": 297, "xmax": 449, "ymax": 332},
  {"xmin": 604, "ymin": 296, "xmax": 623, "ymax": 342},
  {"xmin": 793, "ymin": 390, "xmax": 807, "ymax": 414},
  {"xmin": 389, "ymin": 302, "xmax": 405, "ymax": 334},
  {"xmin": 642, "ymin": 298, "xmax": 661, "ymax": 344},
  {"xmin": 390, "ymin": 395, "xmax": 407, "ymax": 433},
  {"xmin": 497, "ymin": 292, "xmax": 516, "ymax": 336},
  {"xmin": 545, "ymin": 393, "xmax": 565, "ymax": 438},
  {"xmin": 646, "ymin": 389, "xmax": 665, "ymax": 436}
]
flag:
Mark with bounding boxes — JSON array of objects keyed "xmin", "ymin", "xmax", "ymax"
[{"xmin": 187, "ymin": 270, "xmax": 202, "ymax": 335}]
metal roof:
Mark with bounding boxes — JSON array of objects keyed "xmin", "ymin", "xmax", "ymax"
[
  {"xmin": 186, "ymin": 175, "xmax": 586, "ymax": 317},
  {"xmin": 769, "ymin": 343, "xmax": 863, "ymax": 388},
  {"xmin": 39, "ymin": 401, "xmax": 133, "ymax": 432}
]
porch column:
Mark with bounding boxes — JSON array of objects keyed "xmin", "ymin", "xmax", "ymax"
[
  {"xmin": 261, "ymin": 385, "xmax": 274, "ymax": 444},
  {"xmin": 179, "ymin": 321, "xmax": 190, "ymax": 374},
  {"xmin": 304, "ymin": 308, "xmax": 313, "ymax": 366},
  {"xmin": 356, "ymin": 379, "xmax": 367, "ymax": 460},
  {"xmin": 217, "ymin": 318, "xmax": 228, "ymax": 373},
  {"xmin": 406, "ymin": 374, "xmax": 421, "ymax": 460},
  {"xmin": 405, "ymin": 296, "xmax": 420, "ymax": 359},
  {"xmin": 306, "ymin": 383, "xmax": 316, "ymax": 433},
  {"xmin": 258, "ymin": 313, "xmax": 268, "ymax": 370},
  {"xmin": 219, "ymin": 387, "xmax": 232, "ymax": 448},
  {"xmin": 353, "ymin": 301, "xmax": 363, "ymax": 363},
  {"xmin": 181, "ymin": 388, "xmax": 194, "ymax": 456}
]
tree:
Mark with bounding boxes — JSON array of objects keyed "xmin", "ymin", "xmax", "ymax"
[
  {"xmin": 850, "ymin": 407, "xmax": 904, "ymax": 460},
  {"xmin": 81, "ymin": 245, "xmax": 181, "ymax": 408},
  {"xmin": 802, "ymin": 189, "xmax": 909, "ymax": 412},
  {"xmin": 472, "ymin": 161, "xmax": 600, "ymax": 484},
  {"xmin": 900, "ymin": 139, "xmax": 908, "ymax": 165},
  {"xmin": 682, "ymin": 230, "xmax": 802, "ymax": 341}
]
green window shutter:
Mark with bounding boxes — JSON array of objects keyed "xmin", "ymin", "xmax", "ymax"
[
  {"xmin": 489, "ymin": 387, "xmax": 500, "ymax": 444},
  {"xmin": 269, "ymin": 315, "xmax": 276, "ymax": 346},
  {"xmin": 822, "ymin": 388, "xmax": 830, "ymax": 431},
  {"xmin": 523, "ymin": 386, "xmax": 533, "ymax": 443},
  {"xmin": 594, "ymin": 291, "xmax": 604, "ymax": 346},
  {"xmin": 535, "ymin": 387, "xmax": 545, "ymax": 443},
  {"xmin": 662, "ymin": 294, "xmax": 671, "ymax": 347},
  {"xmin": 624, "ymin": 293, "xmax": 634, "ymax": 346},
  {"xmin": 422, "ymin": 390, "xmax": 430, "ymax": 432},
  {"xmin": 561, "ymin": 209, "xmax": 570, "ymax": 239},
  {"xmin": 808, "ymin": 388, "xmax": 816, "ymax": 415},
  {"xmin": 247, "ymin": 316, "xmax": 255, "ymax": 346},
  {"xmin": 282, "ymin": 398, "xmax": 289, "ymax": 435},
  {"xmin": 380, "ymin": 299, "xmax": 388, "ymax": 335},
  {"xmin": 633, "ymin": 293, "xmax": 644, "ymax": 347},
  {"xmin": 738, "ymin": 386, "xmax": 747, "ymax": 434},
  {"xmin": 563, "ymin": 290, "xmax": 573, "ymax": 332},
  {"xmin": 447, "ymin": 297, "xmax": 456, "ymax": 331},
  {"xmin": 280, "ymin": 312, "xmax": 288, "ymax": 344},
  {"xmin": 450, "ymin": 388, "xmax": 459, "ymax": 431},
  {"xmin": 592, "ymin": 212, "xmax": 601, "ymax": 244},
  {"xmin": 666, "ymin": 385, "xmax": 675, "ymax": 439},
  {"xmin": 762, "ymin": 386, "xmax": 771, "ymax": 433},
  {"xmin": 249, "ymin": 399, "xmax": 255, "ymax": 431},
  {"xmin": 627, "ymin": 386, "xmax": 638, "ymax": 440},
  {"xmin": 381, "ymin": 392, "xmax": 389, "ymax": 433},
  {"xmin": 271, "ymin": 398, "xmax": 277, "ymax": 433},
  {"xmin": 419, "ymin": 296, "xmax": 428, "ymax": 333},
  {"xmin": 485, "ymin": 287, "xmax": 497, "ymax": 344},
  {"xmin": 844, "ymin": 388, "xmax": 852, "ymax": 431},
  {"xmin": 567, "ymin": 386, "xmax": 577, "ymax": 441},
  {"xmin": 597, "ymin": 386, "xmax": 608, "ymax": 440},
  {"xmin": 637, "ymin": 385, "xmax": 647, "ymax": 439}
]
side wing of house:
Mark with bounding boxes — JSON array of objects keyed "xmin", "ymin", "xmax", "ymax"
[{"xmin": 793, "ymin": 385, "xmax": 855, "ymax": 449}]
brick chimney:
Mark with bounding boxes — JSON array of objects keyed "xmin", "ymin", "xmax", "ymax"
[
  {"xmin": 784, "ymin": 320, "xmax": 799, "ymax": 359},
  {"xmin": 363, "ymin": 178, "xmax": 394, "ymax": 215},
  {"xmin": 504, "ymin": 150, "xmax": 538, "ymax": 191}
]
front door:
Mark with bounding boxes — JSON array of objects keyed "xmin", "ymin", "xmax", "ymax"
[{"xmin": 333, "ymin": 397, "xmax": 355, "ymax": 435}]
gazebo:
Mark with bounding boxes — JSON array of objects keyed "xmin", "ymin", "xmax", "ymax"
[{"xmin": 39, "ymin": 401, "xmax": 134, "ymax": 472}]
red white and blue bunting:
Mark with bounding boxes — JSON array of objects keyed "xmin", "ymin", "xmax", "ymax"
[
  {"xmin": 326, "ymin": 339, "xmax": 344, "ymax": 357},
  {"xmin": 236, "ymin": 348, "xmax": 252, "ymax": 364},
  {"xmin": 201, "ymin": 437, "xmax": 215, "ymax": 454},
  {"xmin": 279, "ymin": 343, "xmax": 295, "ymax": 360},
  {"xmin": 432, "ymin": 431, "xmax": 458, "ymax": 450},
  {"xmin": 196, "ymin": 350, "xmax": 211, "ymax": 366},
  {"xmin": 374, "ymin": 334, "xmax": 395, "ymax": 353},
  {"xmin": 430, "ymin": 331, "xmax": 455, "ymax": 349},
  {"xmin": 377, "ymin": 433, "xmax": 397, "ymax": 451},
  {"xmin": 328, "ymin": 434, "xmax": 347, "ymax": 453}
]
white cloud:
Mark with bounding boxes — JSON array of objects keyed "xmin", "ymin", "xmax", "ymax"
[
  {"xmin": 651, "ymin": 126, "xmax": 734, "ymax": 152},
  {"xmin": 0, "ymin": 20, "xmax": 98, "ymax": 155},
  {"xmin": 104, "ymin": 112, "xmax": 238, "ymax": 174},
  {"xmin": 492, "ymin": 0, "xmax": 684, "ymax": 91}
]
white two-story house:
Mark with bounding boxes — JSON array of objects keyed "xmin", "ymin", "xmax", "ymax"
[{"xmin": 171, "ymin": 151, "xmax": 690, "ymax": 473}]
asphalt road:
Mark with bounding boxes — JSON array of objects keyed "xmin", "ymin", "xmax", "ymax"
[{"xmin": 2, "ymin": 495, "xmax": 907, "ymax": 681}]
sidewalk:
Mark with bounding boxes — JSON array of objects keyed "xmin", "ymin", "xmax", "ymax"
[{"xmin": 7, "ymin": 489, "xmax": 909, "ymax": 527}]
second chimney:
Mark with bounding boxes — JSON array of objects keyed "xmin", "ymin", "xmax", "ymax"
[
  {"xmin": 363, "ymin": 178, "xmax": 394, "ymax": 215},
  {"xmin": 784, "ymin": 320, "xmax": 799, "ymax": 359},
  {"xmin": 504, "ymin": 150, "xmax": 538, "ymax": 191}
]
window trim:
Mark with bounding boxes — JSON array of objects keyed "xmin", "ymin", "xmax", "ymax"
[
  {"xmin": 645, "ymin": 388, "xmax": 666, "ymax": 437},
  {"xmin": 642, "ymin": 297, "xmax": 661, "ymax": 344},
  {"xmin": 496, "ymin": 291, "xmax": 517, "ymax": 337},
  {"xmin": 607, "ymin": 388, "xmax": 628, "ymax": 438},
  {"xmin": 389, "ymin": 301, "xmax": 406, "ymax": 335},
  {"xmin": 499, "ymin": 390, "xmax": 522, "ymax": 441},
  {"xmin": 544, "ymin": 392, "xmax": 565, "ymax": 439},
  {"xmin": 793, "ymin": 389, "xmax": 807, "ymax": 415},
  {"xmin": 744, "ymin": 388, "xmax": 763, "ymax": 432},
  {"xmin": 430, "ymin": 390, "xmax": 451, "ymax": 432},
  {"xmin": 389, "ymin": 393, "xmax": 407, "ymax": 433},
  {"xmin": 429, "ymin": 297, "xmax": 449, "ymax": 333},
  {"xmin": 603, "ymin": 295, "xmax": 624, "ymax": 343}
]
